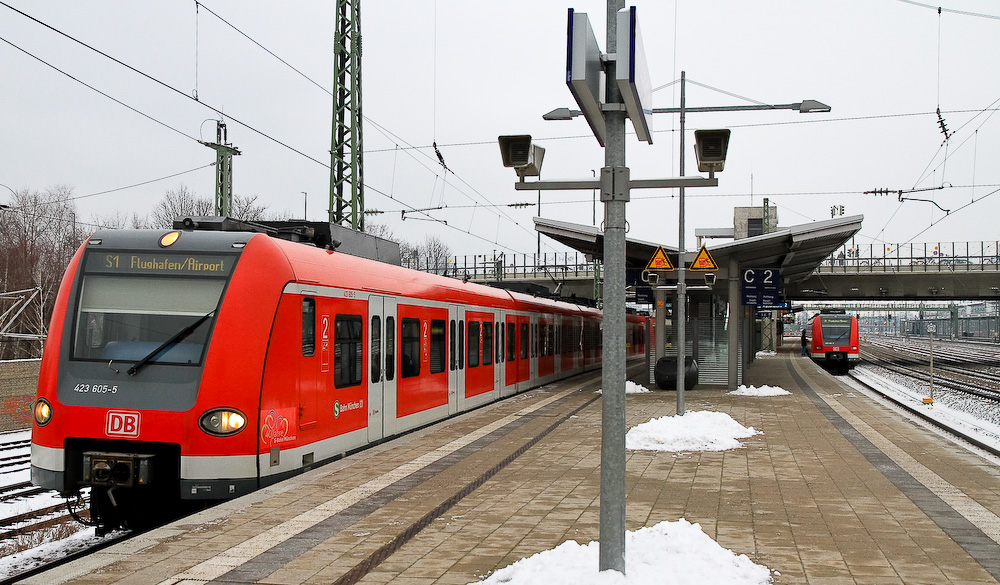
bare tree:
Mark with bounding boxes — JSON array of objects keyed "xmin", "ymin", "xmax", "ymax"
[
  {"xmin": 0, "ymin": 186, "xmax": 82, "ymax": 357},
  {"xmin": 365, "ymin": 223, "xmax": 396, "ymax": 241},
  {"xmin": 93, "ymin": 209, "xmax": 152, "ymax": 230},
  {"xmin": 231, "ymin": 194, "xmax": 288, "ymax": 222},
  {"xmin": 148, "ymin": 184, "xmax": 214, "ymax": 228},
  {"xmin": 404, "ymin": 235, "xmax": 452, "ymax": 275},
  {"xmin": 149, "ymin": 185, "xmax": 287, "ymax": 227}
]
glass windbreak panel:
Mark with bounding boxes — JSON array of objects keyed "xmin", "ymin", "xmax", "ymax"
[
  {"xmin": 820, "ymin": 318, "xmax": 852, "ymax": 345},
  {"xmin": 73, "ymin": 275, "xmax": 225, "ymax": 365}
]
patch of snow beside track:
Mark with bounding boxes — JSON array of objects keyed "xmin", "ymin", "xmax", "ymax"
[{"xmin": 851, "ymin": 364, "xmax": 1000, "ymax": 450}]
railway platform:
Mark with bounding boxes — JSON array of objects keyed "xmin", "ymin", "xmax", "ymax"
[{"xmin": 21, "ymin": 349, "xmax": 1000, "ymax": 585}]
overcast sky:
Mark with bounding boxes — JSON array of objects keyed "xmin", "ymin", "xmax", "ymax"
[{"xmin": 2, "ymin": 1, "xmax": 999, "ymax": 259}]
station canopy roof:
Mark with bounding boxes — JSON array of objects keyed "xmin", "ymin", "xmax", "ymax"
[{"xmin": 533, "ymin": 214, "xmax": 863, "ymax": 284}]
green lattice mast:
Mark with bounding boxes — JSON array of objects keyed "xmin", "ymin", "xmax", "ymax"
[{"xmin": 330, "ymin": 0, "xmax": 364, "ymax": 230}]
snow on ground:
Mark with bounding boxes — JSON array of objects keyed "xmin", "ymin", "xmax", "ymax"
[
  {"xmin": 849, "ymin": 364, "xmax": 1000, "ymax": 449},
  {"xmin": 754, "ymin": 350, "xmax": 776, "ymax": 359},
  {"xmin": 596, "ymin": 381, "xmax": 651, "ymax": 394},
  {"xmin": 471, "ymin": 518, "xmax": 773, "ymax": 585},
  {"xmin": 471, "ymin": 411, "xmax": 771, "ymax": 584},
  {"xmin": 728, "ymin": 385, "xmax": 791, "ymax": 397},
  {"xmin": 0, "ymin": 527, "xmax": 112, "ymax": 581},
  {"xmin": 625, "ymin": 411, "xmax": 760, "ymax": 453}
]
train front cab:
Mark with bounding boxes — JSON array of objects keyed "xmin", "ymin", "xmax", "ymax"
[
  {"xmin": 30, "ymin": 229, "xmax": 293, "ymax": 530},
  {"xmin": 808, "ymin": 310, "xmax": 860, "ymax": 373}
]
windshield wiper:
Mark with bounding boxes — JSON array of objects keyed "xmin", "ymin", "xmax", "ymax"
[{"xmin": 126, "ymin": 311, "xmax": 216, "ymax": 376}]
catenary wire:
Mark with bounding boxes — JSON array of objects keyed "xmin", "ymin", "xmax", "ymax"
[
  {"xmin": 0, "ymin": 2, "xmax": 535, "ymax": 252},
  {"xmin": 195, "ymin": 2, "xmax": 535, "ymax": 242},
  {"xmin": 0, "ymin": 35, "xmax": 198, "ymax": 143}
]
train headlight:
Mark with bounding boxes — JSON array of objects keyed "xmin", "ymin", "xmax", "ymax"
[
  {"xmin": 159, "ymin": 231, "xmax": 181, "ymax": 247},
  {"xmin": 34, "ymin": 399, "xmax": 52, "ymax": 426},
  {"xmin": 199, "ymin": 408, "xmax": 247, "ymax": 436}
]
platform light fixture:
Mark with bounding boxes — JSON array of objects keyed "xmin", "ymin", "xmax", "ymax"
[
  {"xmin": 693, "ymin": 129, "xmax": 731, "ymax": 173},
  {"xmin": 498, "ymin": 135, "xmax": 545, "ymax": 179}
]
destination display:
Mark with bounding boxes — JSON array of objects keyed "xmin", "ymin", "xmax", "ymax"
[{"xmin": 84, "ymin": 252, "xmax": 236, "ymax": 276}]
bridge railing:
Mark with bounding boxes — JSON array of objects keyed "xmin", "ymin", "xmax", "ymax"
[
  {"xmin": 819, "ymin": 241, "xmax": 1000, "ymax": 272},
  {"xmin": 405, "ymin": 252, "xmax": 597, "ymax": 281}
]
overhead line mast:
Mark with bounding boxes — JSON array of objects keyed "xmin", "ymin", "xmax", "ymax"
[{"xmin": 330, "ymin": 0, "xmax": 365, "ymax": 231}]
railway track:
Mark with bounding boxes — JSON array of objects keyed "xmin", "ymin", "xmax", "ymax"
[
  {"xmin": 860, "ymin": 336, "xmax": 1000, "ymax": 401},
  {"xmin": 848, "ymin": 335, "xmax": 1000, "ymax": 460}
]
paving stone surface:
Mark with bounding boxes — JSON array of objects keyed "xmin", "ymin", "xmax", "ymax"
[{"xmin": 23, "ymin": 350, "xmax": 1000, "ymax": 584}]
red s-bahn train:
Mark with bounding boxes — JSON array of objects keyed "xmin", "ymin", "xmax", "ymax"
[
  {"xmin": 806, "ymin": 309, "xmax": 860, "ymax": 373},
  {"xmin": 31, "ymin": 222, "xmax": 645, "ymax": 531}
]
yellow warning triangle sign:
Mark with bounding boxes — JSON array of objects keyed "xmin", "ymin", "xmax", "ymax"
[
  {"xmin": 645, "ymin": 246, "xmax": 674, "ymax": 271},
  {"xmin": 689, "ymin": 245, "xmax": 719, "ymax": 271}
]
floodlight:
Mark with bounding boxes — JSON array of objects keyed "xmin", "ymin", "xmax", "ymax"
[
  {"xmin": 693, "ymin": 129, "xmax": 731, "ymax": 173},
  {"xmin": 498, "ymin": 135, "xmax": 545, "ymax": 178}
]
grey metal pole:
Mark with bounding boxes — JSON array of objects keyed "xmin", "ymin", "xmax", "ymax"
[
  {"xmin": 675, "ymin": 71, "xmax": 687, "ymax": 415},
  {"xmin": 728, "ymin": 258, "xmax": 740, "ymax": 389},
  {"xmin": 599, "ymin": 0, "xmax": 627, "ymax": 575}
]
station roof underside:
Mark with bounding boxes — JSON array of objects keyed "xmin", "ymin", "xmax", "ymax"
[{"xmin": 533, "ymin": 214, "xmax": 864, "ymax": 285}]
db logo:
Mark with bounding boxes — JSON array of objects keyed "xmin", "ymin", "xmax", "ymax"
[{"xmin": 106, "ymin": 411, "xmax": 141, "ymax": 437}]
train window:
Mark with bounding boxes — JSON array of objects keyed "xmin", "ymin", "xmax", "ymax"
[
  {"xmin": 507, "ymin": 322, "xmax": 516, "ymax": 361},
  {"xmin": 370, "ymin": 316, "xmax": 381, "ymax": 384},
  {"xmin": 71, "ymin": 275, "xmax": 225, "ymax": 364},
  {"xmin": 546, "ymin": 325, "xmax": 554, "ymax": 357},
  {"xmin": 821, "ymin": 317, "xmax": 853, "ymax": 345},
  {"xmin": 458, "ymin": 320, "xmax": 465, "ymax": 370},
  {"xmin": 483, "ymin": 322, "xmax": 493, "ymax": 366},
  {"xmin": 531, "ymin": 323, "xmax": 537, "ymax": 358},
  {"xmin": 334, "ymin": 315, "xmax": 363, "ymax": 388},
  {"xmin": 302, "ymin": 298, "xmax": 316, "ymax": 357},
  {"xmin": 430, "ymin": 319, "xmax": 446, "ymax": 374},
  {"xmin": 520, "ymin": 323, "xmax": 529, "ymax": 359},
  {"xmin": 449, "ymin": 320, "xmax": 456, "ymax": 371},
  {"xmin": 497, "ymin": 321, "xmax": 503, "ymax": 363},
  {"xmin": 385, "ymin": 317, "xmax": 395, "ymax": 381},
  {"xmin": 401, "ymin": 318, "xmax": 420, "ymax": 378},
  {"xmin": 467, "ymin": 321, "xmax": 480, "ymax": 368}
]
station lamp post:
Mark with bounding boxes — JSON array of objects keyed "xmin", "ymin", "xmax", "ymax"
[
  {"xmin": 501, "ymin": 4, "xmax": 831, "ymax": 575},
  {"xmin": 546, "ymin": 88, "xmax": 829, "ymax": 412}
]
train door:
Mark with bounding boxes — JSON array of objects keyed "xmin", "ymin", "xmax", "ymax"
[
  {"xmin": 298, "ymin": 296, "xmax": 321, "ymax": 431},
  {"xmin": 368, "ymin": 296, "xmax": 397, "ymax": 442},
  {"xmin": 504, "ymin": 314, "xmax": 518, "ymax": 397},
  {"xmin": 520, "ymin": 315, "xmax": 531, "ymax": 385},
  {"xmin": 449, "ymin": 305, "xmax": 464, "ymax": 415},
  {"xmin": 495, "ymin": 314, "xmax": 504, "ymax": 395}
]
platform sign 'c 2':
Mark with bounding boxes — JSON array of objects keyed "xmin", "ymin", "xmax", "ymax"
[{"xmin": 742, "ymin": 268, "xmax": 782, "ymax": 306}]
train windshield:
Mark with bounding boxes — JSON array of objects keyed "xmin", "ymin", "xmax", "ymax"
[
  {"xmin": 820, "ymin": 317, "xmax": 852, "ymax": 345},
  {"xmin": 71, "ymin": 252, "xmax": 234, "ymax": 366}
]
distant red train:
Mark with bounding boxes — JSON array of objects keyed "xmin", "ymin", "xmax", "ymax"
[
  {"xmin": 806, "ymin": 309, "xmax": 860, "ymax": 373},
  {"xmin": 31, "ymin": 223, "xmax": 645, "ymax": 531}
]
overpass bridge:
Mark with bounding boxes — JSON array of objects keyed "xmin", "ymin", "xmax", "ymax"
[{"xmin": 785, "ymin": 241, "xmax": 1000, "ymax": 301}]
